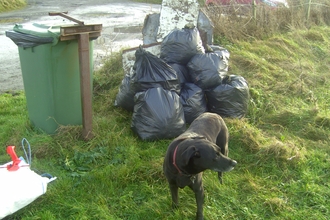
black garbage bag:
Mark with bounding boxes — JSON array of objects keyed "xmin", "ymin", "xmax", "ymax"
[
  {"xmin": 206, "ymin": 75, "xmax": 250, "ymax": 118},
  {"xmin": 208, "ymin": 45, "xmax": 230, "ymax": 72},
  {"xmin": 180, "ymin": 83, "xmax": 207, "ymax": 124},
  {"xmin": 197, "ymin": 9, "xmax": 214, "ymax": 49},
  {"xmin": 131, "ymin": 87, "xmax": 186, "ymax": 141},
  {"xmin": 160, "ymin": 26, "xmax": 205, "ymax": 65},
  {"xmin": 130, "ymin": 46, "xmax": 180, "ymax": 94},
  {"xmin": 6, "ymin": 30, "xmax": 53, "ymax": 48},
  {"xmin": 114, "ymin": 74, "xmax": 135, "ymax": 111},
  {"xmin": 187, "ymin": 52, "xmax": 226, "ymax": 90},
  {"xmin": 168, "ymin": 63, "xmax": 191, "ymax": 85}
]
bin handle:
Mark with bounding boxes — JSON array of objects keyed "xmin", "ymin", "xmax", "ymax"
[{"xmin": 48, "ymin": 12, "xmax": 84, "ymax": 26}]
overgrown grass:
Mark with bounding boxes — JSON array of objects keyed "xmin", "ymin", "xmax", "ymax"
[
  {"xmin": 132, "ymin": 0, "xmax": 162, "ymax": 4},
  {"xmin": 207, "ymin": 0, "xmax": 330, "ymax": 43},
  {"xmin": 1, "ymin": 2, "xmax": 330, "ymax": 220},
  {"xmin": 0, "ymin": 0, "xmax": 26, "ymax": 13},
  {"xmin": 133, "ymin": 0, "xmax": 204, "ymax": 5}
]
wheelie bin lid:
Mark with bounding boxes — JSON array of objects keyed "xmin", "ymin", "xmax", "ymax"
[{"xmin": 6, "ymin": 23, "xmax": 62, "ymax": 48}]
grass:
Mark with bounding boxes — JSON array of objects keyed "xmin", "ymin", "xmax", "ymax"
[
  {"xmin": 0, "ymin": 0, "xmax": 26, "ymax": 13},
  {"xmin": 1, "ymin": 2, "xmax": 330, "ymax": 220}
]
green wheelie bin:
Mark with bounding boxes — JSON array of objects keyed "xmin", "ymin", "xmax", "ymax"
[{"xmin": 6, "ymin": 23, "xmax": 94, "ymax": 134}]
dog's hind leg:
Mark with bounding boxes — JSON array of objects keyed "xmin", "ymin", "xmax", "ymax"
[{"xmin": 169, "ymin": 183, "xmax": 179, "ymax": 209}]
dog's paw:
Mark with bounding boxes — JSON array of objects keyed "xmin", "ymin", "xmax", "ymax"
[
  {"xmin": 172, "ymin": 202, "xmax": 179, "ymax": 210},
  {"xmin": 196, "ymin": 212, "xmax": 204, "ymax": 220}
]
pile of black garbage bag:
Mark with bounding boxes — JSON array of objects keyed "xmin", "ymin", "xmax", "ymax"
[{"xmin": 115, "ymin": 26, "xmax": 250, "ymax": 141}]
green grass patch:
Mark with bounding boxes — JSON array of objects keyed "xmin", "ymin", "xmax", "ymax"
[{"xmin": 0, "ymin": 0, "xmax": 26, "ymax": 13}]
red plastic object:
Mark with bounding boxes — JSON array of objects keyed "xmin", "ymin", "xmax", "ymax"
[{"xmin": 6, "ymin": 146, "xmax": 21, "ymax": 171}]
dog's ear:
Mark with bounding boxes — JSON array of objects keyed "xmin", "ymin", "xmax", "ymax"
[{"xmin": 181, "ymin": 145, "xmax": 201, "ymax": 165}]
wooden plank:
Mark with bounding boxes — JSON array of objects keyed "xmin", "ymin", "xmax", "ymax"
[
  {"xmin": 49, "ymin": 12, "xmax": 84, "ymax": 25},
  {"xmin": 78, "ymin": 33, "xmax": 94, "ymax": 140},
  {"xmin": 60, "ymin": 32, "xmax": 101, "ymax": 41},
  {"xmin": 60, "ymin": 24, "xmax": 102, "ymax": 36}
]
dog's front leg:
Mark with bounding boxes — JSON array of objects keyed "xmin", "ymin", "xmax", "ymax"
[
  {"xmin": 218, "ymin": 171, "xmax": 223, "ymax": 184},
  {"xmin": 190, "ymin": 176, "xmax": 204, "ymax": 220},
  {"xmin": 195, "ymin": 187, "xmax": 204, "ymax": 220},
  {"xmin": 169, "ymin": 183, "xmax": 179, "ymax": 209}
]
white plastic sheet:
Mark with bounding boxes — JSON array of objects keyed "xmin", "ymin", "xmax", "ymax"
[{"xmin": 0, "ymin": 160, "xmax": 54, "ymax": 219}]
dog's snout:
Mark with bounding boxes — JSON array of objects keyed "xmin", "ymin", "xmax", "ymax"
[{"xmin": 231, "ymin": 160, "xmax": 237, "ymax": 167}]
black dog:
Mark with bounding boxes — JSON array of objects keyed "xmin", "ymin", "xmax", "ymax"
[{"xmin": 163, "ymin": 112, "xmax": 237, "ymax": 220}]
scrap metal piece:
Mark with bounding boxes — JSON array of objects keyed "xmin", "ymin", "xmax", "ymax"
[{"xmin": 142, "ymin": 13, "xmax": 160, "ymax": 45}]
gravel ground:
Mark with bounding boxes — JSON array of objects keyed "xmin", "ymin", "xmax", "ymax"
[{"xmin": 0, "ymin": 0, "xmax": 161, "ymax": 93}]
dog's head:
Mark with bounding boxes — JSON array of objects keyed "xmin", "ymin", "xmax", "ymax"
[{"xmin": 179, "ymin": 138, "xmax": 237, "ymax": 173}]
